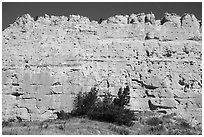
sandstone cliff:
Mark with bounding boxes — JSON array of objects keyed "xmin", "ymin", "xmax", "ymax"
[{"xmin": 2, "ymin": 13, "xmax": 202, "ymax": 125}]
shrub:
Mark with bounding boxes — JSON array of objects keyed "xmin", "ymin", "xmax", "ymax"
[
  {"xmin": 168, "ymin": 129, "xmax": 196, "ymax": 135},
  {"xmin": 87, "ymin": 104, "xmax": 117, "ymax": 123},
  {"xmin": 2, "ymin": 121, "xmax": 12, "ymax": 127},
  {"xmin": 114, "ymin": 107, "xmax": 135, "ymax": 126},
  {"xmin": 54, "ymin": 110, "xmax": 71, "ymax": 120},
  {"xmin": 7, "ymin": 118, "xmax": 15, "ymax": 122},
  {"xmin": 85, "ymin": 92, "xmax": 116, "ymax": 123},
  {"xmin": 113, "ymin": 86, "xmax": 130, "ymax": 107},
  {"xmin": 108, "ymin": 124, "xmax": 130, "ymax": 135},
  {"xmin": 71, "ymin": 85, "xmax": 135, "ymax": 127},
  {"xmin": 57, "ymin": 124, "xmax": 65, "ymax": 131},
  {"xmin": 39, "ymin": 122, "xmax": 48, "ymax": 129},
  {"xmin": 146, "ymin": 125, "xmax": 167, "ymax": 135},
  {"xmin": 87, "ymin": 86, "xmax": 135, "ymax": 126},
  {"xmin": 146, "ymin": 117, "xmax": 163, "ymax": 126},
  {"xmin": 179, "ymin": 119, "xmax": 192, "ymax": 129},
  {"xmin": 2, "ymin": 118, "xmax": 16, "ymax": 128},
  {"xmin": 71, "ymin": 87, "xmax": 98, "ymax": 116}
]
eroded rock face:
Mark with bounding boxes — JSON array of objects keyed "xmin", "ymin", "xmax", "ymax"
[
  {"xmin": 2, "ymin": 13, "xmax": 202, "ymax": 125},
  {"xmin": 161, "ymin": 13, "xmax": 181, "ymax": 27}
]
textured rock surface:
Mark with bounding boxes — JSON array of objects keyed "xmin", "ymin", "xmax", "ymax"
[{"xmin": 2, "ymin": 13, "xmax": 202, "ymax": 125}]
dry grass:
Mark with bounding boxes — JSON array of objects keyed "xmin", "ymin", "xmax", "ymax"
[
  {"xmin": 2, "ymin": 111, "xmax": 202, "ymax": 135},
  {"xmin": 2, "ymin": 118, "xmax": 117, "ymax": 135}
]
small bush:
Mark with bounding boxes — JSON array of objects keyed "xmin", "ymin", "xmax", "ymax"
[
  {"xmin": 146, "ymin": 125, "xmax": 167, "ymax": 135},
  {"xmin": 89, "ymin": 86, "xmax": 134, "ymax": 126},
  {"xmin": 87, "ymin": 104, "xmax": 135, "ymax": 126},
  {"xmin": 113, "ymin": 86, "xmax": 130, "ymax": 107},
  {"xmin": 162, "ymin": 114, "xmax": 199, "ymax": 135},
  {"xmin": 108, "ymin": 124, "xmax": 130, "ymax": 135},
  {"xmin": 71, "ymin": 87, "xmax": 98, "ymax": 116},
  {"xmin": 80, "ymin": 118, "xmax": 90, "ymax": 123},
  {"xmin": 54, "ymin": 110, "xmax": 71, "ymax": 120},
  {"xmin": 57, "ymin": 124, "xmax": 65, "ymax": 130},
  {"xmin": 7, "ymin": 118, "xmax": 15, "ymax": 122},
  {"xmin": 39, "ymin": 122, "xmax": 48, "ymax": 129},
  {"xmin": 179, "ymin": 120, "xmax": 192, "ymax": 129},
  {"xmin": 146, "ymin": 117, "xmax": 163, "ymax": 126},
  {"xmin": 71, "ymin": 85, "xmax": 135, "ymax": 127},
  {"xmin": 2, "ymin": 121, "xmax": 12, "ymax": 127},
  {"xmin": 168, "ymin": 129, "xmax": 196, "ymax": 135},
  {"xmin": 87, "ymin": 104, "xmax": 117, "ymax": 123},
  {"xmin": 2, "ymin": 118, "xmax": 16, "ymax": 127}
]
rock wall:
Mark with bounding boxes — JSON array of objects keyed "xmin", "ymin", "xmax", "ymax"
[{"xmin": 2, "ymin": 13, "xmax": 202, "ymax": 124}]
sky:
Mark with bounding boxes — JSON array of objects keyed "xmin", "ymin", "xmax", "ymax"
[{"xmin": 2, "ymin": 2, "xmax": 202, "ymax": 30}]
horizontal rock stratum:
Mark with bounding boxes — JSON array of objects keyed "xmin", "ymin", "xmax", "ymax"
[{"xmin": 2, "ymin": 13, "xmax": 202, "ymax": 125}]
